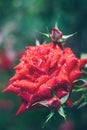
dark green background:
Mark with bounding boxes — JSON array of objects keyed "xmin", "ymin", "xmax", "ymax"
[{"xmin": 0, "ymin": 0, "xmax": 87, "ymax": 130}]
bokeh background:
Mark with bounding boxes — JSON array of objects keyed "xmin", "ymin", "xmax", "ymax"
[{"xmin": 0, "ymin": 0, "xmax": 87, "ymax": 130}]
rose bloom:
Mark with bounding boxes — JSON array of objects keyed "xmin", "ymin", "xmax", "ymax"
[{"xmin": 3, "ymin": 41, "xmax": 87, "ymax": 115}]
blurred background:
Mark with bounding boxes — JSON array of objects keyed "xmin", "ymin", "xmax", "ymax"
[{"xmin": 0, "ymin": 0, "xmax": 87, "ymax": 130}]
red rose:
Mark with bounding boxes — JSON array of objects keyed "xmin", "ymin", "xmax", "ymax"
[{"xmin": 3, "ymin": 41, "xmax": 87, "ymax": 115}]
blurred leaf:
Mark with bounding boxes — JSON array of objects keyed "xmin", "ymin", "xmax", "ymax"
[
  {"xmin": 60, "ymin": 93, "xmax": 69, "ymax": 104},
  {"xmin": 42, "ymin": 111, "xmax": 54, "ymax": 128},
  {"xmin": 58, "ymin": 106, "xmax": 66, "ymax": 120},
  {"xmin": 78, "ymin": 102, "xmax": 87, "ymax": 109}
]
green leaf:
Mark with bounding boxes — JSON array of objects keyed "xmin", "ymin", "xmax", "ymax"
[
  {"xmin": 72, "ymin": 88, "xmax": 85, "ymax": 92},
  {"xmin": 42, "ymin": 111, "xmax": 54, "ymax": 128},
  {"xmin": 55, "ymin": 22, "xmax": 58, "ymax": 29},
  {"xmin": 35, "ymin": 39, "xmax": 40, "ymax": 46},
  {"xmin": 58, "ymin": 106, "xmax": 66, "ymax": 120},
  {"xmin": 46, "ymin": 27, "xmax": 50, "ymax": 37},
  {"xmin": 32, "ymin": 101, "xmax": 48, "ymax": 107},
  {"xmin": 59, "ymin": 32, "xmax": 77, "ymax": 42},
  {"xmin": 60, "ymin": 93, "xmax": 69, "ymax": 104},
  {"xmin": 38, "ymin": 101, "xmax": 48, "ymax": 107},
  {"xmin": 62, "ymin": 32, "xmax": 77, "ymax": 39},
  {"xmin": 74, "ymin": 78, "xmax": 86, "ymax": 85},
  {"xmin": 39, "ymin": 32, "xmax": 50, "ymax": 38},
  {"xmin": 78, "ymin": 102, "xmax": 87, "ymax": 109}
]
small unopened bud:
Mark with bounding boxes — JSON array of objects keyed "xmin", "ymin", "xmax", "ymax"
[
  {"xmin": 47, "ymin": 97, "xmax": 61, "ymax": 110},
  {"xmin": 51, "ymin": 28, "xmax": 63, "ymax": 42}
]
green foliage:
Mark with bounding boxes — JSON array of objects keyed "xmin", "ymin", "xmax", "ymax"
[
  {"xmin": 42, "ymin": 111, "xmax": 54, "ymax": 128},
  {"xmin": 58, "ymin": 106, "xmax": 66, "ymax": 120}
]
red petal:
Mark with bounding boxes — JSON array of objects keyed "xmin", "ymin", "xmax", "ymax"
[
  {"xmin": 78, "ymin": 58, "xmax": 87, "ymax": 68},
  {"xmin": 16, "ymin": 103, "xmax": 27, "ymax": 115},
  {"xmin": 13, "ymin": 80, "xmax": 38, "ymax": 93},
  {"xmin": 69, "ymin": 69, "xmax": 82, "ymax": 83},
  {"xmin": 3, "ymin": 85, "xmax": 20, "ymax": 94}
]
